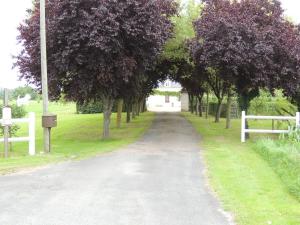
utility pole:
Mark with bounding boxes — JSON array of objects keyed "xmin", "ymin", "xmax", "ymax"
[{"xmin": 40, "ymin": 0, "xmax": 50, "ymax": 153}]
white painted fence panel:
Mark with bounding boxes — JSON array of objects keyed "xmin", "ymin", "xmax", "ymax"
[
  {"xmin": 241, "ymin": 111, "xmax": 300, "ymax": 142},
  {"xmin": 0, "ymin": 112, "xmax": 35, "ymax": 155}
]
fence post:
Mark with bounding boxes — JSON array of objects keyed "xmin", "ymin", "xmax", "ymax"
[
  {"xmin": 241, "ymin": 111, "xmax": 246, "ymax": 142},
  {"xmin": 28, "ymin": 112, "xmax": 35, "ymax": 156},
  {"xmin": 296, "ymin": 112, "xmax": 300, "ymax": 128}
]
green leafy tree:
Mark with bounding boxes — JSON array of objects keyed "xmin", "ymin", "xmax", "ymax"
[{"xmin": 11, "ymin": 86, "xmax": 39, "ymax": 100}]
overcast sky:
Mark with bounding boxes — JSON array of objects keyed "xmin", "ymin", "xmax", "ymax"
[{"xmin": 0, "ymin": 0, "xmax": 300, "ymax": 89}]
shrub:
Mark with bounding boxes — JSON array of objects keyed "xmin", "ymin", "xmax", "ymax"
[
  {"xmin": 11, "ymin": 86, "xmax": 40, "ymax": 100},
  {"xmin": 153, "ymin": 90, "xmax": 180, "ymax": 97},
  {"xmin": 76, "ymin": 101, "xmax": 103, "ymax": 114},
  {"xmin": 201, "ymin": 102, "xmax": 239, "ymax": 118},
  {"xmin": 76, "ymin": 101, "xmax": 127, "ymax": 114},
  {"xmin": 0, "ymin": 104, "xmax": 27, "ymax": 137},
  {"xmin": 280, "ymin": 126, "xmax": 300, "ymax": 143},
  {"xmin": 249, "ymin": 90, "xmax": 296, "ymax": 116}
]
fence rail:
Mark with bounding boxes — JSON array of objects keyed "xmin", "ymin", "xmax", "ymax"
[
  {"xmin": 0, "ymin": 112, "xmax": 35, "ymax": 155},
  {"xmin": 241, "ymin": 111, "xmax": 300, "ymax": 142}
]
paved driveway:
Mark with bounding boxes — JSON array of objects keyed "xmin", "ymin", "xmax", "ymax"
[{"xmin": 0, "ymin": 113, "xmax": 231, "ymax": 225}]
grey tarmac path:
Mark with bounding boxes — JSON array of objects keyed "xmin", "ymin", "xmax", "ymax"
[{"xmin": 0, "ymin": 113, "xmax": 232, "ymax": 225}]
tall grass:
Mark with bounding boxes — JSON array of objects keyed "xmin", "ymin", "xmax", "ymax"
[
  {"xmin": 183, "ymin": 112, "xmax": 300, "ymax": 225},
  {"xmin": 254, "ymin": 139, "xmax": 300, "ymax": 201}
]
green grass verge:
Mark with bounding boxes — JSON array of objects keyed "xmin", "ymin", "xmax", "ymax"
[
  {"xmin": 0, "ymin": 101, "xmax": 154, "ymax": 174},
  {"xmin": 254, "ymin": 139, "xmax": 300, "ymax": 201},
  {"xmin": 183, "ymin": 112, "xmax": 300, "ymax": 225}
]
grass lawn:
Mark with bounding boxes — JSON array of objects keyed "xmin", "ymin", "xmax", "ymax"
[
  {"xmin": 183, "ymin": 112, "xmax": 300, "ymax": 225},
  {"xmin": 253, "ymin": 139, "xmax": 300, "ymax": 201},
  {"xmin": 0, "ymin": 101, "xmax": 154, "ymax": 174}
]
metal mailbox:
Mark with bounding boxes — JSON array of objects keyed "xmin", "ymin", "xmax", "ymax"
[{"xmin": 42, "ymin": 114, "xmax": 57, "ymax": 128}]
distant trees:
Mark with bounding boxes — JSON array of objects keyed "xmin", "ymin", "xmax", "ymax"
[
  {"xmin": 11, "ymin": 86, "xmax": 39, "ymax": 100},
  {"xmin": 16, "ymin": 0, "xmax": 177, "ymax": 138},
  {"xmin": 0, "ymin": 86, "xmax": 39, "ymax": 101},
  {"xmin": 276, "ymin": 24, "xmax": 300, "ymax": 110},
  {"xmin": 159, "ymin": 0, "xmax": 206, "ymax": 115}
]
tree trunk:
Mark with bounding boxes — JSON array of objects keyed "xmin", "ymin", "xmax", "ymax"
[
  {"xmin": 116, "ymin": 99, "xmax": 123, "ymax": 128},
  {"xmin": 140, "ymin": 100, "xmax": 144, "ymax": 113},
  {"xmin": 297, "ymin": 103, "xmax": 300, "ymax": 112},
  {"xmin": 76, "ymin": 102, "xmax": 80, "ymax": 114},
  {"xmin": 206, "ymin": 92, "xmax": 209, "ymax": 119},
  {"xmin": 195, "ymin": 98, "xmax": 199, "ymax": 115},
  {"xmin": 238, "ymin": 93, "xmax": 254, "ymax": 139},
  {"xmin": 189, "ymin": 94, "xmax": 194, "ymax": 114},
  {"xmin": 136, "ymin": 101, "xmax": 140, "ymax": 116},
  {"xmin": 132, "ymin": 103, "xmax": 136, "ymax": 119},
  {"xmin": 141, "ymin": 99, "xmax": 146, "ymax": 112},
  {"xmin": 144, "ymin": 99, "xmax": 147, "ymax": 112},
  {"xmin": 226, "ymin": 90, "xmax": 232, "ymax": 129},
  {"xmin": 197, "ymin": 95, "xmax": 203, "ymax": 117},
  {"xmin": 102, "ymin": 96, "xmax": 114, "ymax": 139},
  {"xmin": 126, "ymin": 102, "xmax": 131, "ymax": 123},
  {"xmin": 215, "ymin": 99, "xmax": 223, "ymax": 123}
]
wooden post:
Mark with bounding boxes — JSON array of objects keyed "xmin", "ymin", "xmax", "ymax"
[{"xmin": 40, "ymin": 0, "xmax": 50, "ymax": 153}]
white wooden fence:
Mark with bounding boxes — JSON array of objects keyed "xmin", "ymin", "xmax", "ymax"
[
  {"xmin": 0, "ymin": 112, "xmax": 36, "ymax": 155},
  {"xmin": 241, "ymin": 111, "xmax": 300, "ymax": 142}
]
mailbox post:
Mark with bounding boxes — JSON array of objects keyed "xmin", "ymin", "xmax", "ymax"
[{"xmin": 42, "ymin": 114, "xmax": 57, "ymax": 152}]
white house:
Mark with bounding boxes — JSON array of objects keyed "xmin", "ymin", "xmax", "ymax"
[{"xmin": 146, "ymin": 79, "xmax": 182, "ymax": 112}]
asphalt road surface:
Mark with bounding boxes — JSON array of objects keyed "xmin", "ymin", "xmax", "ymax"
[{"xmin": 0, "ymin": 113, "xmax": 232, "ymax": 225}]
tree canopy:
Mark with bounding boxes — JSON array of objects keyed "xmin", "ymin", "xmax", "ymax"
[
  {"xmin": 16, "ymin": 0, "xmax": 177, "ymax": 138},
  {"xmin": 15, "ymin": 0, "xmax": 300, "ymax": 135},
  {"xmin": 191, "ymin": 0, "xmax": 300, "ymax": 112}
]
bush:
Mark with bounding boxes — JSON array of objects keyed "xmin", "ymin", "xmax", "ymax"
[
  {"xmin": 76, "ymin": 101, "xmax": 127, "ymax": 114},
  {"xmin": 153, "ymin": 90, "xmax": 180, "ymax": 97},
  {"xmin": 0, "ymin": 104, "xmax": 27, "ymax": 137},
  {"xmin": 254, "ymin": 139, "xmax": 300, "ymax": 201},
  {"xmin": 249, "ymin": 90, "xmax": 296, "ymax": 116},
  {"xmin": 280, "ymin": 126, "xmax": 300, "ymax": 143},
  {"xmin": 0, "ymin": 104, "xmax": 26, "ymax": 119},
  {"xmin": 76, "ymin": 101, "xmax": 103, "ymax": 114},
  {"xmin": 200, "ymin": 102, "xmax": 239, "ymax": 118},
  {"xmin": 11, "ymin": 86, "xmax": 40, "ymax": 100}
]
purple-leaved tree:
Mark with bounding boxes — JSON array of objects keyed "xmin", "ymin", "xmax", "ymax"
[
  {"xmin": 16, "ymin": 0, "xmax": 177, "ymax": 138},
  {"xmin": 192, "ymin": 0, "xmax": 300, "ymax": 115}
]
